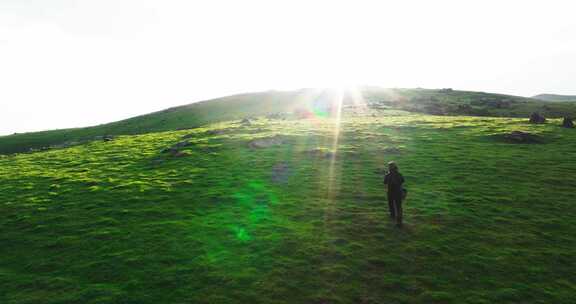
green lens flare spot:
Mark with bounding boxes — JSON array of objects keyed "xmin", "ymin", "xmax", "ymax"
[{"xmin": 232, "ymin": 227, "xmax": 252, "ymax": 242}]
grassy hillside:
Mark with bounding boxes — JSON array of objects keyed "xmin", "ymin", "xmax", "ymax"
[
  {"xmin": 2, "ymin": 88, "xmax": 576, "ymax": 155},
  {"xmin": 363, "ymin": 88, "xmax": 576, "ymax": 117},
  {"xmin": 1, "ymin": 109, "xmax": 575, "ymax": 303},
  {"xmin": 533, "ymin": 93, "xmax": 576, "ymax": 102},
  {"xmin": 0, "ymin": 90, "xmax": 305, "ymax": 155}
]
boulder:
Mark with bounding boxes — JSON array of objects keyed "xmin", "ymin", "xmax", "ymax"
[
  {"xmin": 503, "ymin": 131, "xmax": 541, "ymax": 144},
  {"xmin": 160, "ymin": 147, "xmax": 178, "ymax": 154},
  {"xmin": 382, "ymin": 147, "xmax": 402, "ymax": 154},
  {"xmin": 206, "ymin": 129, "xmax": 226, "ymax": 136},
  {"xmin": 171, "ymin": 151, "xmax": 188, "ymax": 157},
  {"xmin": 303, "ymin": 148, "xmax": 334, "ymax": 159},
  {"xmin": 529, "ymin": 112, "xmax": 546, "ymax": 124},
  {"xmin": 248, "ymin": 135, "xmax": 284, "ymax": 149},
  {"xmin": 173, "ymin": 141, "xmax": 191, "ymax": 148},
  {"xmin": 271, "ymin": 162, "xmax": 292, "ymax": 184},
  {"xmin": 160, "ymin": 140, "xmax": 191, "ymax": 154},
  {"xmin": 561, "ymin": 117, "xmax": 574, "ymax": 128},
  {"xmin": 95, "ymin": 135, "xmax": 115, "ymax": 142}
]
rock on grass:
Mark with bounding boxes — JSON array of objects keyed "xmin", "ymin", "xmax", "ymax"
[{"xmin": 248, "ymin": 135, "xmax": 284, "ymax": 149}]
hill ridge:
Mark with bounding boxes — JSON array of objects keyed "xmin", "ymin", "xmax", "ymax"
[
  {"xmin": 2, "ymin": 87, "xmax": 576, "ymax": 154},
  {"xmin": 532, "ymin": 93, "xmax": 576, "ymax": 102}
]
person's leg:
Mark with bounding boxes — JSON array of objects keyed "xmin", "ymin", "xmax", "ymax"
[
  {"xmin": 395, "ymin": 197, "xmax": 403, "ymax": 227},
  {"xmin": 387, "ymin": 193, "xmax": 396, "ymax": 219}
]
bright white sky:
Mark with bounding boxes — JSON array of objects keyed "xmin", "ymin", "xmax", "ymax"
[{"xmin": 1, "ymin": 0, "xmax": 575, "ymax": 135}]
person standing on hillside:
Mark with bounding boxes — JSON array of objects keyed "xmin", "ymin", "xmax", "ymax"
[{"xmin": 384, "ymin": 161, "xmax": 405, "ymax": 228}]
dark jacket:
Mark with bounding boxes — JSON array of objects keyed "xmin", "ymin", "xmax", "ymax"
[{"xmin": 384, "ymin": 171, "xmax": 404, "ymax": 195}]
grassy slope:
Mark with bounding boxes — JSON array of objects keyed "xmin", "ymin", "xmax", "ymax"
[
  {"xmin": 363, "ymin": 88, "xmax": 576, "ymax": 117},
  {"xmin": 0, "ymin": 90, "xmax": 305, "ymax": 155},
  {"xmin": 2, "ymin": 88, "xmax": 576, "ymax": 155},
  {"xmin": 1, "ymin": 109, "xmax": 575, "ymax": 303}
]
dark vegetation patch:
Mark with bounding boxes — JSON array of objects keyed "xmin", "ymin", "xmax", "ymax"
[{"xmin": 499, "ymin": 131, "xmax": 544, "ymax": 144}]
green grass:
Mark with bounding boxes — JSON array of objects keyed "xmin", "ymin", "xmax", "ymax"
[
  {"xmin": 2, "ymin": 87, "xmax": 576, "ymax": 155},
  {"xmin": 1, "ymin": 110, "xmax": 576, "ymax": 303}
]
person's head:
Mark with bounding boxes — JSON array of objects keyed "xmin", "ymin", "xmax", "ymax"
[{"xmin": 388, "ymin": 161, "xmax": 399, "ymax": 172}]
